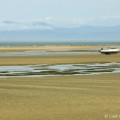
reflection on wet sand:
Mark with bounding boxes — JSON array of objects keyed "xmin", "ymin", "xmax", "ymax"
[{"xmin": 0, "ymin": 63, "xmax": 120, "ymax": 78}]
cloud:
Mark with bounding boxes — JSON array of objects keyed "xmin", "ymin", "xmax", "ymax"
[
  {"xmin": 71, "ymin": 17, "xmax": 93, "ymax": 27},
  {"xmin": 2, "ymin": 20, "xmax": 18, "ymax": 25},
  {"xmin": 0, "ymin": 16, "xmax": 120, "ymax": 31},
  {"xmin": 71, "ymin": 16, "xmax": 120, "ymax": 27},
  {"xmin": 0, "ymin": 19, "xmax": 54, "ymax": 31},
  {"xmin": 31, "ymin": 20, "xmax": 54, "ymax": 29}
]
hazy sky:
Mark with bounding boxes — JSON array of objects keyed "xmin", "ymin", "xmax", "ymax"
[{"xmin": 0, "ymin": 0, "xmax": 120, "ymax": 27}]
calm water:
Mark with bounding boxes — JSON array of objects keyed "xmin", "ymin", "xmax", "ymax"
[{"xmin": 0, "ymin": 41, "xmax": 120, "ymax": 47}]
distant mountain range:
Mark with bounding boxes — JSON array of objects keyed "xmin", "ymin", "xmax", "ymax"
[{"xmin": 0, "ymin": 25, "xmax": 120, "ymax": 42}]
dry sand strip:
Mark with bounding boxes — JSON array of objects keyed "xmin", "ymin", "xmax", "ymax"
[
  {"xmin": 0, "ymin": 73, "xmax": 120, "ymax": 120},
  {"xmin": 0, "ymin": 45, "xmax": 120, "ymax": 52},
  {"xmin": 0, "ymin": 53, "xmax": 119, "ymax": 65},
  {"xmin": 0, "ymin": 46, "xmax": 99, "ymax": 52}
]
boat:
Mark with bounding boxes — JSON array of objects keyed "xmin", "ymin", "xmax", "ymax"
[{"xmin": 99, "ymin": 46, "xmax": 120, "ymax": 55}]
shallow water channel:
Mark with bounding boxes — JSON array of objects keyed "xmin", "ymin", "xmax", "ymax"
[{"xmin": 0, "ymin": 63, "xmax": 120, "ymax": 78}]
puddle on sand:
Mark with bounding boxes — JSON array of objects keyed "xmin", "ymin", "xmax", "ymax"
[{"xmin": 0, "ymin": 63, "xmax": 120, "ymax": 78}]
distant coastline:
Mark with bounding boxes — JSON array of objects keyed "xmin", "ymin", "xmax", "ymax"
[{"xmin": 0, "ymin": 41, "xmax": 120, "ymax": 47}]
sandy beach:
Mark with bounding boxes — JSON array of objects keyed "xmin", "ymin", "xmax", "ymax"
[
  {"xmin": 1, "ymin": 0, "xmax": 120, "ymax": 119},
  {"xmin": 0, "ymin": 45, "xmax": 97, "ymax": 52},
  {"xmin": 0, "ymin": 45, "xmax": 120, "ymax": 52},
  {"xmin": 0, "ymin": 45, "xmax": 119, "ymax": 65},
  {"xmin": 0, "ymin": 74, "xmax": 120, "ymax": 120},
  {"xmin": 0, "ymin": 53, "xmax": 119, "ymax": 66},
  {"xmin": 0, "ymin": 45, "xmax": 120, "ymax": 120}
]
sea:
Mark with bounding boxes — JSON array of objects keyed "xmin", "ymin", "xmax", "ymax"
[{"xmin": 0, "ymin": 41, "xmax": 120, "ymax": 47}]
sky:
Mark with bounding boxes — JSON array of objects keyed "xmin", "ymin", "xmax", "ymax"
[{"xmin": 0, "ymin": 0, "xmax": 120, "ymax": 29}]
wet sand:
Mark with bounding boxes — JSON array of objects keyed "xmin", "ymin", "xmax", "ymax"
[
  {"xmin": 0, "ymin": 45, "xmax": 119, "ymax": 66},
  {"xmin": 0, "ymin": 74, "xmax": 120, "ymax": 120},
  {"xmin": 0, "ymin": 63, "xmax": 119, "ymax": 77},
  {"xmin": 0, "ymin": 53, "xmax": 119, "ymax": 66}
]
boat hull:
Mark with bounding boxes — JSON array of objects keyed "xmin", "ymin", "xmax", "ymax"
[{"xmin": 99, "ymin": 49, "xmax": 120, "ymax": 55}]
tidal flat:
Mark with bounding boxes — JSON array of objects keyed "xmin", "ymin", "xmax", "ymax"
[
  {"xmin": 0, "ymin": 45, "xmax": 120, "ymax": 120},
  {"xmin": 0, "ymin": 74, "xmax": 120, "ymax": 120},
  {"xmin": 0, "ymin": 53, "xmax": 120, "ymax": 66},
  {"xmin": 0, "ymin": 63, "xmax": 120, "ymax": 77}
]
